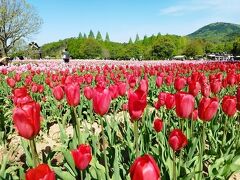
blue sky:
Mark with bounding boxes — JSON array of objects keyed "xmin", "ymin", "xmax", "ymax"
[{"xmin": 27, "ymin": 0, "xmax": 240, "ymax": 45}]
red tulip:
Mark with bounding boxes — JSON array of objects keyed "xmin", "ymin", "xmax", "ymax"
[
  {"xmin": 15, "ymin": 73, "xmax": 21, "ymax": 82},
  {"xmin": 174, "ymin": 77, "xmax": 186, "ymax": 91},
  {"xmin": 237, "ymin": 87, "xmax": 240, "ymax": 111},
  {"xmin": 156, "ymin": 76, "xmax": 163, "ymax": 88},
  {"xmin": 109, "ymin": 84, "xmax": 119, "ymax": 99},
  {"xmin": 190, "ymin": 109, "xmax": 198, "ymax": 121},
  {"xmin": 227, "ymin": 73, "xmax": 236, "ymax": 86},
  {"xmin": 198, "ymin": 97, "xmax": 219, "ymax": 121},
  {"xmin": 31, "ymin": 84, "xmax": 38, "ymax": 93},
  {"xmin": 155, "ymin": 92, "xmax": 167, "ymax": 109},
  {"xmin": 12, "ymin": 87, "xmax": 32, "ymax": 106},
  {"xmin": 222, "ymin": 96, "xmax": 237, "ymax": 117},
  {"xmin": 165, "ymin": 75, "xmax": 173, "ymax": 86},
  {"xmin": 71, "ymin": 144, "xmax": 92, "ymax": 170},
  {"xmin": 83, "ymin": 86, "xmax": 93, "ymax": 100},
  {"xmin": 128, "ymin": 84, "xmax": 147, "ymax": 121},
  {"xmin": 130, "ymin": 154, "xmax": 160, "ymax": 180},
  {"xmin": 168, "ymin": 129, "xmax": 188, "ymax": 151},
  {"xmin": 118, "ymin": 82, "xmax": 127, "ymax": 96},
  {"xmin": 165, "ymin": 93, "xmax": 175, "ymax": 110},
  {"xmin": 12, "ymin": 101, "xmax": 41, "ymax": 139},
  {"xmin": 188, "ymin": 81, "xmax": 201, "ymax": 97},
  {"xmin": 6, "ymin": 77, "xmax": 16, "ymax": 88},
  {"xmin": 92, "ymin": 88, "xmax": 111, "ymax": 116},
  {"xmin": 153, "ymin": 118, "xmax": 163, "ymax": 133},
  {"xmin": 52, "ymin": 85, "xmax": 64, "ymax": 101},
  {"xmin": 25, "ymin": 164, "xmax": 55, "ymax": 180},
  {"xmin": 210, "ymin": 79, "xmax": 222, "ymax": 94},
  {"xmin": 37, "ymin": 85, "xmax": 44, "ymax": 93},
  {"xmin": 201, "ymin": 83, "xmax": 210, "ymax": 97},
  {"xmin": 128, "ymin": 75, "xmax": 137, "ymax": 88},
  {"xmin": 175, "ymin": 92, "xmax": 195, "ymax": 119},
  {"xmin": 64, "ymin": 83, "xmax": 80, "ymax": 106}
]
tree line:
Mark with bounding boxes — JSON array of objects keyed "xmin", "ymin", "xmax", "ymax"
[{"xmin": 40, "ymin": 30, "xmax": 240, "ymax": 60}]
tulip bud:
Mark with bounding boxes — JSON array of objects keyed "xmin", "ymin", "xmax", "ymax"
[
  {"xmin": 130, "ymin": 154, "xmax": 160, "ymax": 180},
  {"xmin": 175, "ymin": 92, "xmax": 195, "ymax": 119},
  {"xmin": 84, "ymin": 86, "xmax": 93, "ymax": 100},
  {"xmin": 52, "ymin": 85, "xmax": 64, "ymax": 101},
  {"xmin": 25, "ymin": 164, "xmax": 55, "ymax": 180},
  {"xmin": 198, "ymin": 97, "xmax": 219, "ymax": 121},
  {"xmin": 92, "ymin": 88, "xmax": 111, "ymax": 116},
  {"xmin": 153, "ymin": 118, "xmax": 163, "ymax": 133},
  {"xmin": 13, "ymin": 101, "xmax": 41, "ymax": 139},
  {"xmin": 222, "ymin": 95, "xmax": 237, "ymax": 117},
  {"xmin": 64, "ymin": 83, "xmax": 80, "ymax": 106},
  {"xmin": 168, "ymin": 129, "xmax": 188, "ymax": 151},
  {"xmin": 71, "ymin": 144, "xmax": 92, "ymax": 170}
]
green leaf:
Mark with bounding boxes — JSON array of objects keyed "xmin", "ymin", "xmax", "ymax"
[
  {"xmin": 113, "ymin": 146, "xmax": 120, "ymax": 179},
  {"xmin": 52, "ymin": 167, "xmax": 76, "ymax": 180},
  {"xmin": 21, "ymin": 139, "xmax": 33, "ymax": 167},
  {"xmin": 61, "ymin": 148, "xmax": 78, "ymax": 175}
]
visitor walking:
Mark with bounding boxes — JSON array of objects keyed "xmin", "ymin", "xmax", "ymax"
[{"xmin": 62, "ymin": 48, "xmax": 70, "ymax": 63}]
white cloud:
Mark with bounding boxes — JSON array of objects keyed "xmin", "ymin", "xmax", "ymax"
[{"xmin": 159, "ymin": 0, "xmax": 240, "ymax": 16}]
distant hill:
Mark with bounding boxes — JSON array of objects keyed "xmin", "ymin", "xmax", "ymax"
[{"xmin": 188, "ymin": 22, "xmax": 240, "ymax": 42}]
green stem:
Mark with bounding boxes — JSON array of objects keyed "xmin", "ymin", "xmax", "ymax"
[
  {"xmin": 80, "ymin": 170, "xmax": 83, "ymax": 180},
  {"xmin": 29, "ymin": 139, "xmax": 40, "ymax": 167},
  {"xmin": 199, "ymin": 123, "xmax": 205, "ymax": 180},
  {"xmin": 222, "ymin": 115, "xmax": 228, "ymax": 146},
  {"xmin": 100, "ymin": 116, "xmax": 110, "ymax": 180},
  {"xmin": 73, "ymin": 107, "xmax": 81, "ymax": 145},
  {"xmin": 237, "ymin": 114, "xmax": 240, "ymax": 148},
  {"xmin": 134, "ymin": 121, "xmax": 139, "ymax": 157},
  {"xmin": 173, "ymin": 151, "xmax": 177, "ymax": 180},
  {"xmin": 181, "ymin": 119, "xmax": 184, "ymax": 131},
  {"xmin": 191, "ymin": 119, "xmax": 194, "ymax": 138}
]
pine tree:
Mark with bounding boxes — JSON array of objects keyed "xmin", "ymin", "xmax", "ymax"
[
  {"xmin": 83, "ymin": 33, "xmax": 87, "ymax": 38},
  {"xmin": 128, "ymin": 38, "xmax": 133, "ymax": 44},
  {"xmin": 135, "ymin": 34, "xmax": 140, "ymax": 43},
  {"xmin": 96, "ymin": 31, "xmax": 103, "ymax": 41},
  {"xmin": 78, "ymin": 32, "xmax": 83, "ymax": 39},
  {"xmin": 88, "ymin": 30, "xmax": 95, "ymax": 39},
  {"xmin": 143, "ymin": 35, "xmax": 148, "ymax": 44},
  {"xmin": 105, "ymin": 32, "xmax": 110, "ymax": 42}
]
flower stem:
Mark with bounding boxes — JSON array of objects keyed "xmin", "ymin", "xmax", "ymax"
[
  {"xmin": 100, "ymin": 116, "xmax": 110, "ymax": 180},
  {"xmin": 80, "ymin": 170, "xmax": 83, "ymax": 180},
  {"xmin": 173, "ymin": 151, "xmax": 177, "ymax": 180},
  {"xmin": 73, "ymin": 107, "xmax": 81, "ymax": 145},
  {"xmin": 222, "ymin": 115, "xmax": 228, "ymax": 146},
  {"xmin": 134, "ymin": 121, "xmax": 139, "ymax": 157},
  {"xmin": 199, "ymin": 123, "xmax": 205, "ymax": 180},
  {"xmin": 29, "ymin": 138, "xmax": 40, "ymax": 167}
]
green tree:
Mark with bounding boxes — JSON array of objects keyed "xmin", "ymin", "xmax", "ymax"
[
  {"xmin": 78, "ymin": 32, "xmax": 83, "ymax": 39},
  {"xmin": 128, "ymin": 38, "xmax": 133, "ymax": 44},
  {"xmin": 205, "ymin": 42, "xmax": 217, "ymax": 53},
  {"xmin": 232, "ymin": 38, "xmax": 240, "ymax": 55},
  {"xmin": 81, "ymin": 38, "xmax": 102, "ymax": 59},
  {"xmin": 151, "ymin": 37, "xmax": 176, "ymax": 59},
  {"xmin": 96, "ymin": 31, "xmax": 103, "ymax": 41},
  {"xmin": 105, "ymin": 32, "xmax": 110, "ymax": 42},
  {"xmin": 184, "ymin": 40, "xmax": 204, "ymax": 57},
  {"xmin": 83, "ymin": 33, "xmax": 87, "ymax": 39},
  {"xmin": 0, "ymin": 0, "xmax": 42, "ymax": 56},
  {"xmin": 88, "ymin": 30, "xmax": 95, "ymax": 39},
  {"xmin": 135, "ymin": 34, "xmax": 140, "ymax": 43}
]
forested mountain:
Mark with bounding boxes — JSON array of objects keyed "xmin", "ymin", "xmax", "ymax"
[{"xmin": 188, "ymin": 22, "xmax": 240, "ymax": 42}]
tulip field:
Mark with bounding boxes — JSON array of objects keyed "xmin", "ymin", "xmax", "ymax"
[{"xmin": 1, "ymin": 60, "xmax": 240, "ymax": 180}]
